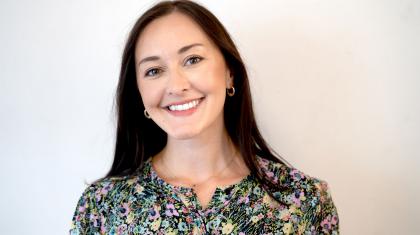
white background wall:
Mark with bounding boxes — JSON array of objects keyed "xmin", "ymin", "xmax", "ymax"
[{"xmin": 1, "ymin": 0, "xmax": 419, "ymax": 234}]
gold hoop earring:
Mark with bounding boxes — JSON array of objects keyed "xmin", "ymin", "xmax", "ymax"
[
  {"xmin": 144, "ymin": 109, "xmax": 151, "ymax": 119},
  {"xmin": 227, "ymin": 86, "xmax": 235, "ymax": 97}
]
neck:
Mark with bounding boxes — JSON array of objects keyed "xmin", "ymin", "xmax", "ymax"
[{"xmin": 153, "ymin": 126, "xmax": 244, "ymax": 184}]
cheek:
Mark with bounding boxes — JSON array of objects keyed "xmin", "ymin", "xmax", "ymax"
[
  {"xmin": 192, "ymin": 62, "xmax": 228, "ymax": 92},
  {"xmin": 137, "ymin": 80, "xmax": 163, "ymax": 108}
]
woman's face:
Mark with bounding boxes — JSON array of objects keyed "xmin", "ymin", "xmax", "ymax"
[{"xmin": 135, "ymin": 12, "xmax": 232, "ymax": 140}]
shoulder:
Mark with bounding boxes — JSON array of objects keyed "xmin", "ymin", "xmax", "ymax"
[
  {"xmin": 256, "ymin": 156, "xmax": 336, "ymax": 206},
  {"xmin": 80, "ymin": 175, "xmax": 145, "ymax": 207},
  {"xmin": 257, "ymin": 156, "xmax": 329, "ymax": 192},
  {"xmin": 70, "ymin": 175, "xmax": 144, "ymax": 233},
  {"xmin": 71, "ymin": 174, "xmax": 147, "ymax": 219},
  {"xmin": 256, "ymin": 156, "xmax": 340, "ymax": 233}
]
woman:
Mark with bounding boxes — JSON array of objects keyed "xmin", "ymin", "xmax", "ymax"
[{"xmin": 70, "ymin": 1, "xmax": 339, "ymax": 234}]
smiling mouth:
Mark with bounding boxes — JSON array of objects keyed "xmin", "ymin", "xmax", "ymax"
[{"xmin": 165, "ymin": 97, "xmax": 205, "ymax": 111}]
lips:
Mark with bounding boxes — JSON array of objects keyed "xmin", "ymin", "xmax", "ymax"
[
  {"xmin": 164, "ymin": 97, "xmax": 204, "ymax": 108},
  {"xmin": 164, "ymin": 97, "xmax": 205, "ymax": 116}
]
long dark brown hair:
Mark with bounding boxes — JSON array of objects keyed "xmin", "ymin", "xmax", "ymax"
[{"xmin": 105, "ymin": 0, "xmax": 292, "ymax": 202}]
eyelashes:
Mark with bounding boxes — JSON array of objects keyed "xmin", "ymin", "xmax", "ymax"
[
  {"xmin": 143, "ymin": 55, "xmax": 204, "ymax": 78},
  {"xmin": 144, "ymin": 67, "xmax": 162, "ymax": 77},
  {"xmin": 184, "ymin": 55, "xmax": 203, "ymax": 66}
]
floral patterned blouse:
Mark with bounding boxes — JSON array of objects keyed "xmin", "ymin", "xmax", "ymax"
[{"xmin": 70, "ymin": 156, "xmax": 339, "ymax": 234}]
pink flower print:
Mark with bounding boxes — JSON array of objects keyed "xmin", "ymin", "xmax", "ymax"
[
  {"xmin": 78, "ymin": 205, "xmax": 86, "ymax": 213},
  {"xmin": 118, "ymin": 203, "xmax": 130, "ymax": 217},
  {"xmin": 165, "ymin": 204, "xmax": 179, "ymax": 217},
  {"xmin": 265, "ymin": 171, "xmax": 279, "ymax": 184},
  {"xmin": 168, "ymin": 197, "xmax": 176, "ymax": 203},
  {"xmin": 238, "ymin": 196, "xmax": 249, "ymax": 204},
  {"xmin": 100, "ymin": 215, "xmax": 107, "ymax": 233},
  {"xmin": 204, "ymin": 208, "xmax": 216, "ymax": 216},
  {"xmin": 122, "ymin": 203, "xmax": 130, "ymax": 216},
  {"xmin": 89, "ymin": 213, "xmax": 99, "ymax": 227},
  {"xmin": 321, "ymin": 214, "xmax": 337, "ymax": 232},
  {"xmin": 291, "ymin": 191, "xmax": 303, "ymax": 207},
  {"xmin": 280, "ymin": 209, "xmax": 291, "ymax": 221},
  {"xmin": 101, "ymin": 186, "xmax": 109, "ymax": 194},
  {"xmin": 331, "ymin": 215, "xmax": 339, "ymax": 225},
  {"xmin": 117, "ymin": 224, "xmax": 127, "ymax": 233},
  {"xmin": 290, "ymin": 169, "xmax": 305, "ymax": 181},
  {"xmin": 271, "ymin": 176, "xmax": 279, "ymax": 184},
  {"xmin": 321, "ymin": 217, "xmax": 332, "ymax": 233},
  {"xmin": 319, "ymin": 181, "xmax": 330, "ymax": 203},
  {"xmin": 95, "ymin": 182, "xmax": 113, "ymax": 202},
  {"xmin": 258, "ymin": 157, "xmax": 269, "ymax": 167},
  {"xmin": 94, "ymin": 189, "xmax": 102, "ymax": 202},
  {"xmin": 148, "ymin": 206, "xmax": 160, "ymax": 220}
]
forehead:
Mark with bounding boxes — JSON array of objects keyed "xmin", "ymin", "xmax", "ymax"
[{"xmin": 135, "ymin": 12, "xmax": 215, "ymax": 58}]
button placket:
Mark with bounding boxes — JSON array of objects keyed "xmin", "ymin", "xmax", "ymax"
[{"xmin": 174, "ymin": 187, "xmax": 209, "ymax": 233}]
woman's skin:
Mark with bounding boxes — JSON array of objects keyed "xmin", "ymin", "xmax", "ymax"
[{"xmin": 135, "ymin": 12, "xmax": 250, "ymax": 208}]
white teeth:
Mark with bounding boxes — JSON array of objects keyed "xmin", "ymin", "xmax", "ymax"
[{"xmin": 168, "ymin": 99, "xmax": 201, "ymax": 111}]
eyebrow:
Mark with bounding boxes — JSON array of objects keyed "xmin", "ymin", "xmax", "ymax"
[{"xmin": 137, "ymin": 43, "xmax": 204, "ymax": 67}]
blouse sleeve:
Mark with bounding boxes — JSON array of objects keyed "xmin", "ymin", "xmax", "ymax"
[
  {"xmin": 310, "ymin": 180, "xmax": 340, "ymax": 234},
  {"xmin": 69, "ymin": 185, "xmax": 103, "ymax": 235}
]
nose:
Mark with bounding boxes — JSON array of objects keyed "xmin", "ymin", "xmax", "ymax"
[{"xmin": 166, "ymin": 67, "xmax": 190, "ymax": 95}]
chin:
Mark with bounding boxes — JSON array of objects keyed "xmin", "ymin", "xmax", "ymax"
[
  {"xmin": 168, "ymin": 131, "xmax": 199, "ymax": 140},
  {"xmin": 166, "ymin": 126, "xmax": 202, "ymax": 140}
]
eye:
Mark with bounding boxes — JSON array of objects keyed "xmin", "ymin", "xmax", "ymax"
[
  {"xmin": 144, "ymin": 68, "xmax": 162, "ymax": 77},
  {"xmin": 184, "ymin": 56, "xmax": 203, "ymax": 66}
]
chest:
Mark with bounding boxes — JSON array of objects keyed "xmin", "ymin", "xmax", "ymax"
[
  {"xmin": 101, "ymin": 185, "xmax": 307, "ymax": 234},
  {"xmin": 192, "ymin": 186, "xmax": 217, "ymax": 210}
]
